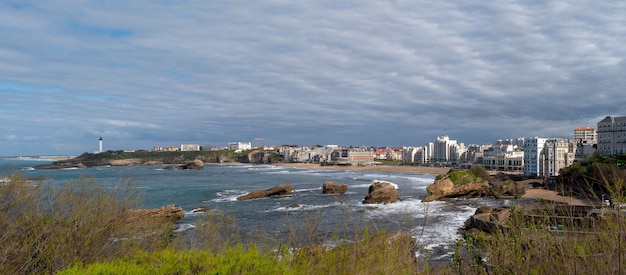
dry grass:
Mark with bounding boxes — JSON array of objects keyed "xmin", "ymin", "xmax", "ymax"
[{"xmin": 0, "ymin": 172, "xmax": 172, "ymax": 274}]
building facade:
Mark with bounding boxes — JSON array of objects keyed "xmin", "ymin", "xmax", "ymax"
[
  {"xmin": 524, "ymin": 137, "xmax": 548, "ymax": 176},
  {"xmin": 574, "ymin": 126, "xmax": 597, "ymax": 144},
  {"xmin": 541, "ymin": 138, "xmax": 575, "ymax": 177},
  {"xmin": 482, "ymin": 145, "xmax": 524, "ymax": 172},
  {"xmin": 228, "ymin": 142, "xmax": 252, "ymax": 152},
  {"xmin": 432, "ymin": 135, "xmax": 459, "ymax": 163},
  {"xmin": 180, "ymin": 144, "xmax": 200, "ymax": 151},
  {"xmin": 597, "ymin": 116, "xmax": 626, "ymax": 156}
]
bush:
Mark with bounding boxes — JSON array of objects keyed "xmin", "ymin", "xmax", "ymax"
[
  {"xmin": 0, "ymin": 173, "xmax": 171, "ymax": 274},
  {"xmin": 468, "ymin": 165, "xmax": 490, "ymax": 181}
]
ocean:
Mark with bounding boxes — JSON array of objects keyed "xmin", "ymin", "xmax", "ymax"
[{"xmin": 0, "ymin": 157, "xmax": 515, "ymax": 261}]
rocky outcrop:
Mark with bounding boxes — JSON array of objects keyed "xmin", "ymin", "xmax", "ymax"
[
  {"xmin": 109, "ymin": 159, "xmax": 144, "ymax": 166},
  {"xmin": 423, "ymin": 178, "xmax": 490, "ymax": 202},
  {"xmin": 163, "ymin": 159, "xmax": 204, "ymax": 170},
  {"xmin": 322, "ymin": 181, "xmax": 348, "ymax": 194},
  {"xmin": 464, "ymin": 206, "xmax": 511, "ymax": 234},
  {"xmin": 491, "ymin": 181, "xmax": 525, "ymax": 199},
  {"xmin": 423, "ymin": 177, "xmax": 525, "ymax": 202},
  {"xmin": 128, "ymin": 204, "xmax": 184, "ymax": 223},
  {"xmin": 182, "ymin": 159, "xmax": 204, "ymax": 170},
  {"xmin": 363, "ymin": 181, "xmax": 400, "ymax": 204},
  {"xmin": 237, "ymin": 184, "xmax": 295, "ymax": 201}
]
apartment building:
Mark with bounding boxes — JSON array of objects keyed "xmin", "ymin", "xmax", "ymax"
[
  {"xmin": 228, "ymin": 142, "xmax": 252, "ymax": 152},
  {"xmin": 482, "ymin": 145, "xmax": 524, "ymax": 172},
  {"xmin": 432, "ymin": 135, "xmax": 460, "ymax": 163},
  {"xmin": 180, "ymin": 144, "xmax": 200, "ymax": 151},
  {"xmin": 574, "ymin": 126, "xmax": 597, "ymax": 144},
  {"xmin": 541, "ymin": 138, "xmax": 575, "ymax": 177},
  {"xmin": 524, "ymin": 137, "xmax": 548, "ymax": 176},
  {"xmin": 597, "ymin": 116, "xmax": 626, "ymax": 156},
  {"xmin": 573, "ymin": 126, "xmax": 597, "ymax": 161}
]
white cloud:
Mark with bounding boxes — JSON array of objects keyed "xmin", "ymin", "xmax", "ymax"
[{"xmin": 1, "ymin": 0, "xmax": 625, "ymax": 155}]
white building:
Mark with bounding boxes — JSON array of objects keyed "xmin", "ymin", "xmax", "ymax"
[
  {"xmin": 574, "ymin": 126, "xmax": 597, "ymax": 144},
  {"xmin": 402, "ymin": 147, "xmax": 420, "ymax": 163},
  {"xmin": 482, "ymin": 144, "xmax": 524, "ymax": 173},
  {"xmin": 432, "ymin": 135, "xmax": 460, "ymax": 163},
  {"xmin": 228, "ymin": 142, "xmax": 252, "ymax": 152},
  {"xmin": 597, "ymin": 116, "xmax": 626, "ymax": 156},
  {"xmin": 524, "ymin": 137, "xmax": 548, "ymax": 176},
  {"xmin": 541, "ymin": 138, "xmax": 575, "ymax": 177},
  {"xmin": 180, "ymin": 144, "xmax": 200, "ymax": 151}
]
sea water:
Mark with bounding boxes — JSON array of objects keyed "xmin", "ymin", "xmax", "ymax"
[{"xmin": 1, "ymin": 158, "xmax": 500, "ymax": 261}]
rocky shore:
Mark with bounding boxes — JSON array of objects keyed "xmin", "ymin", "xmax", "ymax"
[{"xmin": 276, "ymin": 162, "xmax": 590, "ymax": 206}]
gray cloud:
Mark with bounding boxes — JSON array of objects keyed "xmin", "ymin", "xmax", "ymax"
[{"xmin": 1, "ymin": 1, "xmax": 625, "ymax": 155}]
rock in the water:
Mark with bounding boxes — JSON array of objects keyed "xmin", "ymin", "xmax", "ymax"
[
  {"xmin": 128, "ymin": 204, "xmax": 184, "ymax": 223},
  {"xmin": 363, "ymin": 181, "xmax": 400, "ymax": 204},
  {"xmin": 182, "ymin": 159, "xmax": 204, "ymax": 170},
  {"xmin": 322, "ymin": 181, "xmax": 348, "ymax": 194},
  {"xmin": 422, "ymin": 178, "xmax": 490, "ymax": 202},
  {"xmin": 237, "ymin": 184, "xmax": 295, "ymax": 201},
  {"xmin": 191, "ymin": 206, "xmax": 211, "ymax": 213}
]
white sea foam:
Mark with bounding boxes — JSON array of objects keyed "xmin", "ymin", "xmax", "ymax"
[
  {"xmin": 174, "ymin": 223, "xmax": 196, "ymax": 233},
  {"xmin": 295, "ymin": 187, "xmax": 321, "ymax": 193},
  {"xmin": 271, "ymin": 202, "xmax": 341, "ymax": 212},
  {"xmin": 211, "ymin": 190, "xmax": 247, "ymax": 202}
]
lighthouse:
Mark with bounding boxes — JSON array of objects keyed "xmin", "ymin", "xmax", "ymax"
[{"xmin": 98, "ymin": 137, "xmax": 103, "ymax": 153}]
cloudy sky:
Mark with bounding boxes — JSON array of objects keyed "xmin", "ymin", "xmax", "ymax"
[{"xmin": 1, "ymin": 1, "xmax": 625, "ymax": 156}]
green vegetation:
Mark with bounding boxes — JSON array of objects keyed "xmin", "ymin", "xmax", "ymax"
[
  {"xmin": 0, "ymin": 173, "xmax": 172, "ymax": 274},
  {"xmin": 445, "ymin": 165, "xmax": 489, "ymax": 186},
  {"xmin": 1, "ymin": 172, "xmax": 422, "ymax": 274},
  {"xmin": 451, "ymin": 160, "xmax": 626, "ymax": 274},
  {"xmin": 7, "ymin": 157, "xmax": 626, "ymax": 274}
]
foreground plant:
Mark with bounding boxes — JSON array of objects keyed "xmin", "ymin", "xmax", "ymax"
[{"xmin": 0, "ymin": 173, "xmax": 172, "ymax": 274}]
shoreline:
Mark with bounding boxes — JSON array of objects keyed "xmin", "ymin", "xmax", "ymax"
[
  {"xmin": 272, "ymin": 163, "xmax": 450, "ymax": 175},
  {"xmin": 273, "ymin": 162, "xmax": 591, "ymax": 206}
]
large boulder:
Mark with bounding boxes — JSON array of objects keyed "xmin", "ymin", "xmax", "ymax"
[
  {"xmin": 182, "ymin": 159, "xmax": 204, "ymax": 170},
  {"xmin": 128, "ymin": 204, "xmax": 184, "ymax": 223},
  {"xmin": 322, "ymin": 181, "xmax": 348, "ymax": 194},
  {"xmin": 363, "ymin": 181, "xmax": 400, "ymax": 204},
  {"xmin": 237, "ymin": 184, "xmax": 295, "ymax": 201},
  {"xmin": 422, "ymin": 178, "xmax": 490, "ymax": 202},
  {"xmin": 491, "ymin": 181, "xmax": 525, "ymax": 199}
]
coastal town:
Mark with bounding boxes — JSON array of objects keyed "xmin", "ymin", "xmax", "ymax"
[{"xmin": 136, "ymin": 115, "xmax": 625, "ymax": 178}]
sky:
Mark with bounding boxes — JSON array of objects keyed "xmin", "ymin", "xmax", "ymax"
[{"xmin": 1, "ymin": 1, "xmax": 626, "ymax": 156}]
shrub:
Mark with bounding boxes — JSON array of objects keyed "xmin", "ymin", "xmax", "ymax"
[
  {"xmin": 468, "ymin": 164, "xmax": 490, "ymax": 181},
  {"xmin": 0, "ymin": 173, "xmax": 171, "ymax": 274}
]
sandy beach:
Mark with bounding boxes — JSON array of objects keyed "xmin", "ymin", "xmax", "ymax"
[{"xmin": 273, "ymin": 162, "xmax": 592, "ymax": 206}]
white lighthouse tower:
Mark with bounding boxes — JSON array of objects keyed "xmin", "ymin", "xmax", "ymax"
[{"xmin": 98, "ymin": 137, "xmax": 103, "ymax": 153}]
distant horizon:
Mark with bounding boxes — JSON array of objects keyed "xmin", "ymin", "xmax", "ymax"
[{"xmin": 1, "ymin": 130, "xmax": 595, "ymax": 158}]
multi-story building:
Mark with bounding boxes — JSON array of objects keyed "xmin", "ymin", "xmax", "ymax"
[
  {"xmin": 524, "ymin": 137, "xmax": 548, "ymax": 176},
  {"xmin": 541, "ymin": 138, "xmax": 575, "ymax": 176},
  {"xmin": 573, "ymin": 126, "xmax": 597, "ymax": 162},
  {"xmin": 343, "ymin": 148, "xmax": 374, "ymax": 164},
  {"xmin": 597, "ymin": 116, "xmax": 626, "ymax": 156},
  {"xmin": 402, "ymin": 147, "xmax": 420, "ymax": 163},
  {"xmin": 482, "ymin": 144, "xmax": 524, "ymax": 172},
  {"xmin": 574, "ymin": 126, "xmax": 597, "ymax": 144},
  {"xmin": 432, "ymin": 135, "xmax": 459, "ymax": 163},
  {"xmin": 180, "ymin": 144, "xmax": 200, "ymax": 151},
  {"xmin": 228, "ymin": 142, "xmax": 252, "ymax": 152}
]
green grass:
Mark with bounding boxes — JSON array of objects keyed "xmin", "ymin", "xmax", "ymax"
[{"xmin": 60, "ymin": 246, "xmax": 296, "ymax": 275}]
